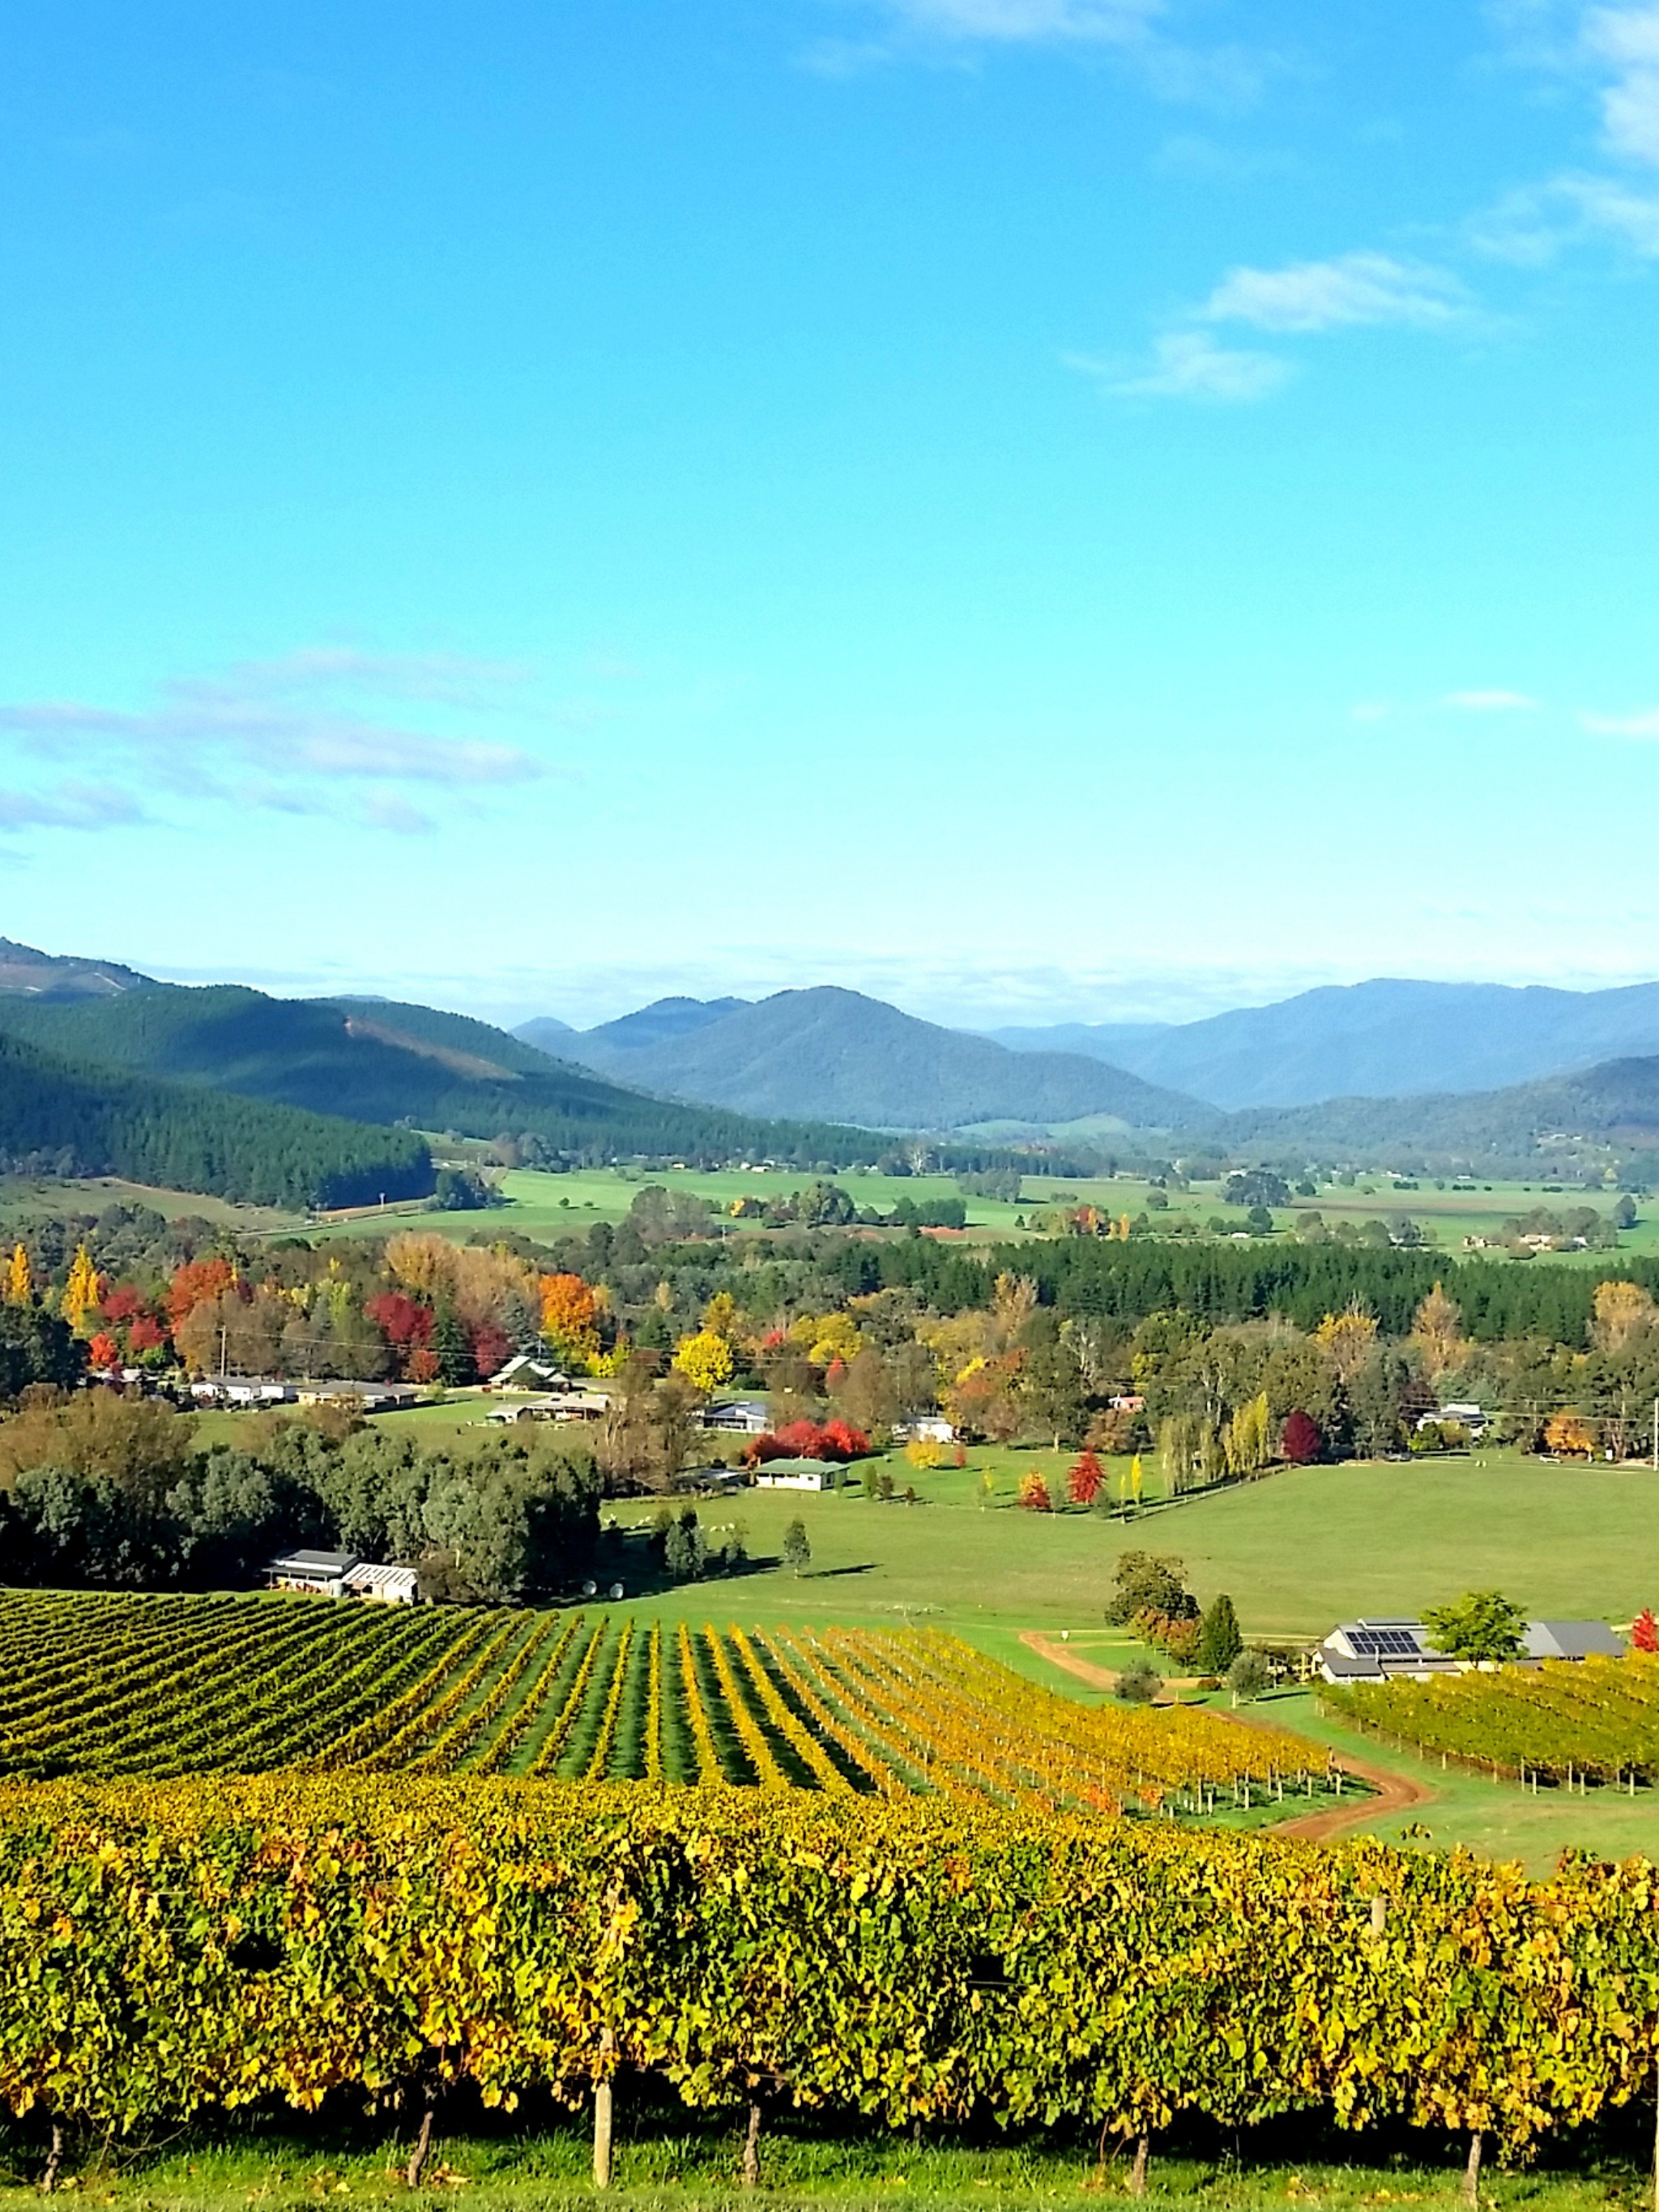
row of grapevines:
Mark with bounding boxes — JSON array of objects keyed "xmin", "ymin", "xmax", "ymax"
[{"xmin": 3, "ymin": 1774, "xmax": 1656, "ymax": 2172}]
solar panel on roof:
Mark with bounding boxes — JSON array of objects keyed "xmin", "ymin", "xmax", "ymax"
[{"xmin": 1348, "ymin": 1629, "xmax": 1422, "ymax": 1657}]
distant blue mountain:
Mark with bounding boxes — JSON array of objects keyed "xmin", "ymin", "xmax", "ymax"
[{"xmin": 990, "ymin": 979, "xmax": 1659, "ymax": 1110}]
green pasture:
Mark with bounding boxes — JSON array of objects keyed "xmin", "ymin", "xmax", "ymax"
[
  {"xmin": 301, "ymin": 1162, "xmax": 1650, "ymax": 1264},
  {"xmin": 586, "ymin": 1443, "xmax": 1659, "ymax": 1642},
  {"xmin": 2, "ymin": 2112, "xmax": 1648, "ymax": 2212}
]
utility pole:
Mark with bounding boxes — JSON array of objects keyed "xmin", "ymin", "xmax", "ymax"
[
  {"xmin": 220, "ymin": 1322, "xmax": 228, "ymax": 1379},
  {"xmin": 1651, "ymin": 1399, "xmax": 1657, "ymax": 1471}
]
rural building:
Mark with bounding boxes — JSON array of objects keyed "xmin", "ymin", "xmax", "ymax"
[
  {"xmin": 551, "ymin": 1388, "xmax": 612, "ymax": 1422},
  {"xmin": 190, "ymin": 1377, "xmax": 294, "ymax": 1407},
  {"xmin": 754, "ymin": 1458, "xmax": 842, "ymax": 1491},
  {"xmin": 486, "ymin": 1395, "xmax": 569, "ymax": 1424},
  {"xmin": 267, "ymin": 1548, "xmax": 360, "ymax": 1595},
  {"xmin": 892, "ymin": 1416, "xmax": 956, "ymax": 1444},
  {"xmin": 487, "ymin": 1355, "xmax": 569, "ymax": 1393},
  {"xmin": 294, "ymin": 1381, "xmax": 420, "ymax": 1412},
  {"xmin": 1414, "ymin": 1402, "xmax": 1490, "ymax": 1438},
  {"xmin": 1318, "ymin": 1616, "xmax": 1623, "ymax": 1683},
  {"xmin": 702, "ymin": 1397, "xmax": 770, "ymax": 1434},
  {"xmin": 343, "ymin": 1561, "xmax": 420, "ymax": 1604}
]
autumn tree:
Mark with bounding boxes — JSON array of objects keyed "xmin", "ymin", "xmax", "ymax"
[
  {"xmin": 1412, "ymin": 1283, "xmax": 1470, "ymax": 1385},
  {"xmin": 1313, "ymin": 1300, "xmax": 1378, "ymax": 1385},
  {"xmin": 1280, "ymin": 1409, "xmax": 1323, "ymax": 1464},
  {"xmin": 1632, "ymin": 1608, "xmax": 1658, "ymax": 1654},
  {"xmin": 1066, "ymin": 1448, "xmax": 1105, "ymax": 1506},
  {"xmin": 61, "ymin": 1244, "xmax": 101, "ymax": 1334},
  {"xmin": 672, "ymin": 1328, "xmax": 734, "ymax": 1394},
  {"xmin": 1592, "ymin": 1279, "xmax": 1657, "ymax": 1356},
  {"xmin": 1017, "ymin": 1467, "xmax": 1053, "ymax": 1512},
  {"xmin": 5, "ymin": 1243, "xmax": 31, "ymax": 1306},
  {"xmin": 539, "ymin": 1272, "xmax": 602, "ymax": 1368}
]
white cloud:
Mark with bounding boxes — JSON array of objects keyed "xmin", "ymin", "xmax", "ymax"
[
  {"xmin": 1067, "ymin": 330, "xmax": 1292, "ymax": 401},
  {"xmin": 1585, "ymin": 4, "xmax": 1659, "ymax": 162},
  {"xmin": 1203, "ymin": 250, "xmax": 1471, "ymax": 332},
  {"xmin": 877, "ymin": 0, "xmax": 1159, "ymax": 40},
  {"xmin": 1444, "ymin": 689, "xmax": 1540, "ymax": 711},
  {"xmin": 1581, "ymin": 704, "xmax": 1659, "ymax": 735}
]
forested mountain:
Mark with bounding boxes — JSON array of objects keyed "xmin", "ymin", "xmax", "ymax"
[
  {"xmin": 514, "ymin": 1015, "xmax": 574, "ymax": 1052},
  {"xmin": 0, "ymin": 937, "xmax": 156, "ymax": 1001},
  {"xmin": 0, "ymin": 1031, "xmax": 431, "ymax": 1209},
  {"xmin": 992, "ymin": 978, "xmax": 1659, "ymax": 1109},
  {"xmin": 0, "ymin": 982, "xmax": 878, "ymax": 1168},
  {"xmin": 552, "ymin": 985, "xmax": 1218, "ymax": 1133},
  {"xmin": 553, "ymin": 996, "xmax": 753, "ymax": 1054},
  {"xmin": 1235, "ymin": 1053, "xmax": 1659, "ymax": 1168}
]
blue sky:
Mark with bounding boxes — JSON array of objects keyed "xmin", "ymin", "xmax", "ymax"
[{"xmin": 2, "ymin": 0, "xmax": 1658, "ymax": 1029}]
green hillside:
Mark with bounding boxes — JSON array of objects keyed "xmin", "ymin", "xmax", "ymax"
[
  {"xmin": 0, "ymin": 1031, "xmax": 431, "ymax": 1211},
  {"xmin": 0, "ymin": 984, "xmax": 880, "ymax": 1168}
]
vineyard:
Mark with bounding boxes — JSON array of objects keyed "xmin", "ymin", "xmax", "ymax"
[
  {"xmin": 1325, "ymin": 1652, "xmax": 1659, "ymax": 1788},
  {"xmin": 0, "ymin": 1591, "xmax": 1326, "ymax": 1814},
  {"xmin": 5, "ymin": 1777, "xmax": 1659, "ymax": 2179}
]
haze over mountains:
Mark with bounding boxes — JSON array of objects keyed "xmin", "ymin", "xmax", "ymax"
[
  {"xmin": 987, "ymin": 980, "xmax": 1659, "ymax": 1110},
  {"xmin": 8, "ymin": 935, "xmax": 1659, "ymax": 1201},
  {"xmin": 540, "ymin": 988, "xmax": 1216, "ymax": 1134}
]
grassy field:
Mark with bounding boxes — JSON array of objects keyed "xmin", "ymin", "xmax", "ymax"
[
  {"xmin": 2, "ymin": 2113, "xmax": 1650, "ymax": 2212},
  {"xmin": 595, "ymin": 1445, "xmax": 1659, "ymax": 1638},
  {"xmin": 0, "ymin": 1173, "xmax": 303, "ymax": 1235},
  {"xmin": 302, "ymin": 1162, "xmax": 1652, "ymax": 1263},
  {"xmin": 1, "ymin": 1160, "xmax": 1642, "ymax": 1270}
]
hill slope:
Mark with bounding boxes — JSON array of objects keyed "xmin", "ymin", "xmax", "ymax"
[
  {"xmin": 557, "ymin": 986, "xmax": 1218, "ymax": 1132},
  {"xmin": 0, "ymin": 984, "xmax": 877, "ymax": 1167},
  {"xmin": 0, "ymin": 1031, "xmax": 431, "ymax": 1209},
  {"xmin": 0, "ymin": 937, "xmax": 156, "ymax": 1001},
  {"xmin": 992, "ymin": 978, "xmax": 1659, "ymax": 1108},
  {"xmin": 1231, "ymin": 1053, "xmax": 1659, "ymax": 1168}
]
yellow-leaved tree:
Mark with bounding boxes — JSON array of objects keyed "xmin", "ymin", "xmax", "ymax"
[
  {"xmin": 5, "ymin": 1242, "xmax": 32, "ymax": 1306},
  {"xmin": 1592, "ymin": 1279, "xmax": 1657, "ymax": 1356},
  {"xmin": 1314, "ymin": 1300, "xmax": 1378, "ymax": 1384},
  {"xmin": 672, "ymin": 1329, "xmax": 734, "ymax": 1394},
  {"xmin": 61, "ymin": 1243, "xmax": 101, "ymax": 1334},
  {"xmin": 1411, "ymin": 1283, "xmax": 1470, "ymax": 1385}
]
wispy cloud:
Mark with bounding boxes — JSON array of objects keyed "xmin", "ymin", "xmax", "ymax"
[
  {"xmin": 1473, "ymin": 4, "xmax": 1659, "ymax": 259},
  {"xmin": 1067, "ymin": 331, "xmax": 1292, "ymax": 401},
  {"xmin": 1586, "ymin": 3, "xmax": 1659, "ymax": 162},
  {"xmin": 0, "ymin": 785, "xmax": 145, "ymax": 834},
  {"xmin": 1202, "ymin": 251, "xmax": 1472, "ymax": 332},
  {"xmin": 872, "ymin": 0, "xmax": 1161, "ymax": 43},
  {"xmin": 0, "ymin": 647, "xmax": 552, "ymax": 836},
  {"xmin": 810, "ymin": 0, "xmax": 1269, "ymax": 103},
  {"xmin": 1582, "ymin": 704, "xmax": 1659, "ymax": 735},
  {"xmin": 1445, "ymin": 688, "xmax": 1540, "ymax": 711}
]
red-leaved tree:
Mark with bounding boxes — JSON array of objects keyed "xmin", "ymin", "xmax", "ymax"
[
  {"xmin": 1017, "ymin": 1468, "xmax": 1053, "ymax": 1512},
  {"xmin": 1634, "ymin": 1608, "xmax": 1658, "ymax": 1654},
  {"xmin": 1280, "ymin": 1410, "xmax": 1323, "ymax": 1464},
  {"xmin": 1067, "ymin": 1448, "xmax": 1104, "ymax": 1506}
]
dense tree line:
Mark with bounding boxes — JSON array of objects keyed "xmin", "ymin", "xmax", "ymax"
[
  {"xmin": 0, "ymin": 1031, "xmax": 433, "ymax": 1209},
  {"xmin": 0, "ymin": 1392, "xmax": 600, "ymax": 1603}
]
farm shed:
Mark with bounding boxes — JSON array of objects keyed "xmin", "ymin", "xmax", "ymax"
[
  {"xmin": 267, "ymin": 1548, "xmax": 360, "ymax": 1596},
  {"xmin": 755, "ymin": 1458, "xmax": 842, "ymax": 1491},
  {"xmin": 1319, "ymin": 1615, "xmax": 1624, "ymax": 1683},
  {"xmin": 343, "ymin": 1561, "xmax": 420, "ymax": 1604}
]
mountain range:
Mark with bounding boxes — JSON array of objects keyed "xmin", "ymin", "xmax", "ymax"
[
  {"xmin": 987, "ymin": 979, "xmax": 1659, "ymax": 1109},
  {"xmin": 0, "ymin": 980, "xmax": 876, "ymax": 1175},
  {"xmin": 541, "ymin": 987, "xmax": 1217, "ymax": 1134}
]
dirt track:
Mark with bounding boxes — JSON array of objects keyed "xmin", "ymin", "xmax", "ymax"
[{"xmin": 1018, "ymin": 1631, "xmax": 1437, "ymax": 1841}]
